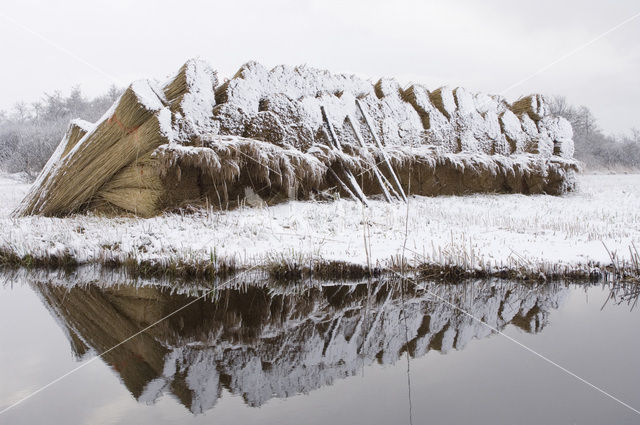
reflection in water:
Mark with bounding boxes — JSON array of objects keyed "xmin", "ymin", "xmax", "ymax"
[
  {"xmin": 606, "ymin": 282, "xmax": 640, "ymax": 310},
  {"xmin": 33, "ymin": 279, "xmax": 568, "ymax": 414}
]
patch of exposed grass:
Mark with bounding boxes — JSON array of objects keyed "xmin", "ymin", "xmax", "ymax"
[
  {"xmin": 0, "ymin": 247, "xmax": 78, "ymax": 271},
  {"xmin": 266, "ymin": 258, "xmax": 383, "ymax": 282},
  {"xmin": 0, "ymin": 245, "xmax": 638, "ymax": 284},
  {"xmin": 415, "ymin": 261, "xmax": 603, "ymax": 283},
  {"xmin": 103, "ymin": 254, "xmax": 238, "ymax": 281}
]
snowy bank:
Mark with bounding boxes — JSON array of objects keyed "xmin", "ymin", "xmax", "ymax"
[{"xmin": 1, "ymin": 173, "xmax": 638, "ymax": 281}]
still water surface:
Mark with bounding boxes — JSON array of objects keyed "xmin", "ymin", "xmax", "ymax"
[{"xmin": 0, "ymin": 275, "xmax": 639, "ymax": 424}]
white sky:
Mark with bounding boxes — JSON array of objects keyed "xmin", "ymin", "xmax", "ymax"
[{"xmin": 0, "ymin": 0, "xmax": 638, "ymax": 134}]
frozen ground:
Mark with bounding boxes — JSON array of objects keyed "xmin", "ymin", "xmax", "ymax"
[{"xmin": 0, "ymin": 173, "xmax": 638, "ymax": 276}]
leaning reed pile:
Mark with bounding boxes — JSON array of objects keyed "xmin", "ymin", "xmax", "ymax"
[
  {"xmin": 46, "ymin": 112, "xmax": 169, "ymax": 215},
  {"xmin": 15, "ymin": 83, "xmax": 167, "ymax": 216},
  {"xmin": 14, "ymin": 60, "xmax": 579, "ymax": 217},
  {"xmin": 15, "ymin": 119, "xmax": 94, "ymax": 217}
]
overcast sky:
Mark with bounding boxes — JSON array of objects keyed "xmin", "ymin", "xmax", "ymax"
[{"xmin": 1, "ymin": 0, "xmax": 638, "ymax": 134}]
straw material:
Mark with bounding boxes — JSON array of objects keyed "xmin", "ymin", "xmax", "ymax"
[
  {"xmin": 152, "ymin": 136, "xmax": 327, "ymax": 207},
  {"xmin": 16, "ymin": 82, "xmax": 167, "ymax": 216},
  {"xmin": 146, "ymin": 140, "xmax": 578, "ymax": 214},
  {"xmin": 96, "ymin": 187, "xmax": 162, "ymax": 217},
  {"xmin": 14, "ymin": 60, "xmax": 579, "ymax": 217},
  {"xmin": 428, "ymin": 87, "xmax": 455, "ymax": 120},
  {"xmin": 511, "ymin": 94, "xmax": 548, "ymax": 122},
  {"xmin": 163, "ymin": 62, "xmax": 190, "ymax": 102}
]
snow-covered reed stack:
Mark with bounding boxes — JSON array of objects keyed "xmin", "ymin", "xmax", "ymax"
[{"xmin": 16, "ymin": 59, "xmax": 579, "ymax": 217}]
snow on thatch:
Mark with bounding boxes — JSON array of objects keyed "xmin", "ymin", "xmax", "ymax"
[{"xmin": 15, "ymin": 59, "xmax": 579, "ymax": 217}]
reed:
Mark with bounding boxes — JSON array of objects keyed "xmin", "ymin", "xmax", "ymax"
[{"xmin": 16, "ymin": 81, "xmax": 167, "ymax": 216}]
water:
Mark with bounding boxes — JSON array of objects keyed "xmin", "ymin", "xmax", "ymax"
[{"xmin": 0, "ymin": 275, "xmax": 639, "ymax": 425}]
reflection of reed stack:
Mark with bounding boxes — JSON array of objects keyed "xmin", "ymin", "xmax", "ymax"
[
  {"xmin": 17, "ymin": 60, "xmax": 578, "ymax": 218},
  {"xmin": 34, "ymin": 280, "xmax": 565, "ymax": 413},
  {"xmin": 37, "ymin": 284, "xmax": 179, "ymax": 400}
]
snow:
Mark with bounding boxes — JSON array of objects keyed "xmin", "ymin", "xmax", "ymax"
[
  {"xmin": 210, "ymin": 60, "xmax": 574, "ymax": 158},
  {"xmin": 222, "ymin": 61, "xmax": 374, "ymax": 115},
  {"xmin": 166, "ymin": 58, "xmax": 218, "ymax": 142},
  {"xmin": 0, "ymin": 174, "xmax": 31, "ymax": 216},
  {"xmin": 130, "ymin": 79, "xmax": 166, "ymax": 111},
  {"xmin": 1, "ymin": 173, "xmax": 638, "ymax": 275},
  {"xmin": 500, "ymin": 109, "xmax": 527, "ymax": 153},
  {"xmin": 70, "ymin": 118, "xmax": 94, "ymax": 132}
]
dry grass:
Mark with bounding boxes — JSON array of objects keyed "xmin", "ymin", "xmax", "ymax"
[
  {"xmin": 1, "ymin": 240, "xmax": 638, "ymax": 284},
  {"xmin": 0, "ymin": 246, "xmax": 78, "ymax": 270}
]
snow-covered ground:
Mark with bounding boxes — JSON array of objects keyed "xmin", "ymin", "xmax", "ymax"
[{"xmin": 1, "ymin": 173, "xmax": 638, "ymax": 276}]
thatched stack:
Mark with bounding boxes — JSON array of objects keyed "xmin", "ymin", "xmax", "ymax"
[{"xmin": 16, "ymin": 59, "xmax": 580, "ymax": 217}]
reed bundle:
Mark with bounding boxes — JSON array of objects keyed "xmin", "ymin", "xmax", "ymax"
[
  {"xmin": 61, "ymin": 119, "xmax": 92, "ymax": 157},
  {"xmin": 164, "ymin": 62, "xmax": 190, "ymax": 102},
  {"xmin": 511, "ymin": 94, "xmax": 548, "ymax": 122},
  {"xmin": 91, "ymin": 153, "xmax": 164, "ymax": 216},
  {"xmin": 16, "ymin": 82, "xmax": 167, "ymax": 216},
  {"xmin": 100, "ymin": 154, "xmax": 162, "ymax": 191},
  {"xmin": 402, "ymin": 85, "xmax": 432, "ymax": 129},
  {"xmin": 95, "ymin": 187, "xmax": 163, "ymax": 217},
  {"xmin": 163, "ymin": 59, "xmax": 218, "ymax": 116}
]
